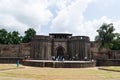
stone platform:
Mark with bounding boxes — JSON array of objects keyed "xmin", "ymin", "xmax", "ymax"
[{"xmin": 23, "ymin": 60, "xmax": 96, "ymax": 68}]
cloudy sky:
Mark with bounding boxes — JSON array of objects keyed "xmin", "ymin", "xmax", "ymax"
[{"xmin": 0, "ymin": 0, "xmax": 120, "ymax": 41}]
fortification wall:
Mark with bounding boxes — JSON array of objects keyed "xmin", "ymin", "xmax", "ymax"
[
  {"xmin": 0, "ymin": 43, "xmax": 31, "ymax": 57},
  {"xmin": 31, "ymin": 36, "xmax": 52, "ymax": 60},
  {"xmin": 68, "ymin": 36, "xmax": 91, "ymax": 60},
  {"xmin": 91, "ymin": 42, "xmax": 120, "ymax": 60},
  {"xmin": 20, "ymin": 43, "xmax": 31, "ymax": 57}
]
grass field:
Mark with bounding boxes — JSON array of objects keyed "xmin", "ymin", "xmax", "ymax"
[
  {"xmin": 0, "ymin": 64, "xmax": 119, "ymax": 80},
  {"xmin": 99, "ymin": 66, "xmax": 120, "ymax": 71}
]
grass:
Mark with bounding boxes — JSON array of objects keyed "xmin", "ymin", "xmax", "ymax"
[
  {"xmin": 0, "ymin": 64, "xmax": 24, "ymax": 70},
  {"xmin": 100, "ymin": 66, "xmax": 120, "ymax": 71},
  {"xmin": 0, "ymin": 64, "xmax": 120, "ymax": 80}
]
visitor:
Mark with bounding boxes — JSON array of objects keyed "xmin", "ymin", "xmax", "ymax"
[
  {"xmin": 91, "ymin": 59, "xmax": 94, "ymax": 62},
  {"xmin": 84, "ymin": 57, "xmax": 87, "ymax": 61},
  {"xmin": 25, "ymin": 56, "xmax": 27, "ymax": 60},
  {"xmin": 16, "ymin": 60, "xmax": 20, "ymax": 67},
  {"xmin": 52, "ymin": 56, "xmax": 56, "ymax": 61},
  {"xmin": 62, "ymin": 57, "xmax": 65, "ymax": 61},
  {"xmin": 22, "ymin": 58, "xmax": 25, "ymax": 64}
]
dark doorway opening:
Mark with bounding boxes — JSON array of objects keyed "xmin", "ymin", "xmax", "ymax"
[{"xmin": 56, "ymin": 46, "xmax": 64, "ymax": 57}]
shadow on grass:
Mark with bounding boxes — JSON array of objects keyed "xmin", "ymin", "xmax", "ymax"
[{"xmin": 98, "ymin": 68, "xmax": 120, "ymax": 72}]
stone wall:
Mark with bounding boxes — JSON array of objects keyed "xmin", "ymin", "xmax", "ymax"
[
  {"xmin": 23, "ymin": 60, "xmax": 96, "ymax": 68},
  {"xmin": 0, "ymin": 44, "xmax": 20, "ymax": 57},
  {"xmin": 31, "ymin": 36, "xmax": 52, "ymax": 60},
  {"xmin": 0, "ymin": 57, "xmax": 23, "ymax": 63},
  {"xmin": 90, "ymin": 42, "xmax": 120, "ymax": 60},
  {"xmin": 69, "ymin": 36, "xmax": 91, "ymax": 60},
  {"xmin": 92, "ymin": 50, "xmax": 120, "ymax": 60},
  {"xmin": 96, "ymin": 59, "xmax": 120, "ymax": 66},
  {"xmin": 0, "ymin": 40, "xmax": 119, "ymax": 67},
  {"xmin": 30, "ymin": 34, "xmax": 92, "ymax": 60},
  {"xmin": 20, "ymin": 43, "xmax": 31, "ymax": 57},
  {"xmin": 0, "ymin": 43, "xmax": 31, "ymax": 58},
  {"xmin": 52, "ymin": 39, "xmax": 68, "ymax": 58},
  {"xmin": 109, "ymin": 50, "xmax": 120, "ymax": 59}
]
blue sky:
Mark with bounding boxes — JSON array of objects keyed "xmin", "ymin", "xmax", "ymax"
[
  {"xmin": 85, "ymin": 0, "xmax": 120, "ymax": 20},
  {"xmin": 0, "ymin": 0, "xmax": 120, "ymax": 41}
]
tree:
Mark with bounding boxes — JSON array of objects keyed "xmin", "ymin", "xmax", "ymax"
[
  {"xmin": 95, "ymin": 23, "xmax": 115, "ymax": 49},
  {"xmin": 6, "ymin": 32, "xmax": 13, "ymax": 44},
  {"xmin": 0, "ymin": 29, "xmax": 8, "ymax": 44},
  {"xmin": 11, "ymin": 31, "xmax": 22, "ymax": 44},
  {"xmin": 0, "ymin": 28, "xmax": 36, "ymax": 44},
  {"xmin": 5, "ymin": 31, "xmax": 22, "ymax": 44},
  {"xmin": 112, "ymin": 33, "xmax": 120, "ymax": 50},
  {"xmin": 22, "ymin": 28, "xmax": 36, "ymax": 43}
]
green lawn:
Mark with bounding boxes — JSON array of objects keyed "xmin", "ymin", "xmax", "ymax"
[{"xmin": 0, "ymin": 64, "xmax": 119, "ymax": 80}]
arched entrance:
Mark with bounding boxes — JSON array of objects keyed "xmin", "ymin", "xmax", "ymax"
[{"xmin": 56, "ymin": 46, "xmax": 64, "ymax": 57}]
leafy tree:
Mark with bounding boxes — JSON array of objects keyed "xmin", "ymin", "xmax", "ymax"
[
  {"xmin": 6, "ymin": 32, "xmax": 13, "ymax": 44},
  {"xmin": 22, "ymin": 28, "xmax": 36, "ymax": 43},
  {"xmin": 112, "ymin": 33, "xmax": 120, "ymax": 50},
  {"xmin": 95, "ymin": 23, "xmax": 115, "ymax": 49},
  {"xmin": 6, "ymin": 31, "xmax": 22, "ymax": 44},
  {"xmin": 11, "ymin": 31, "xmax": 22, "ymax": 44},
  {"xmin": 0, "ymin": 28, "xmax": 36, "ymax": 44},
  {"xmin": 0, "ymin": 29, "xmax": 8, "ymax": 44}
]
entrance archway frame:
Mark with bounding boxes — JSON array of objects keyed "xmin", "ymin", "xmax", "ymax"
[{"xmin": 55, "ymin": 46, "xmax": 65, "ymax": 57}]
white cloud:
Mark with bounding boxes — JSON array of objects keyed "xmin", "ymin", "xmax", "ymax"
[
  {"xmin": 0, "ymin": 0, "xmax": 53, "ymax": 34},
  {"xmin": 80, "ymin": 16, "xmax": 111, "ymax": 41},
  {"xmin": 0, "ymin": 14, "xmax": 29, "ymax": 34},
  {"xmin": 51, "ymin": 0, "xmax": 94, "ymax": 33},
  {"xmin": 0, "ymin": 0, "xmax": 120, "ymax": 41},
  {"xmin": 50, "ymin": 0, "xmax": 120, "ymax": 41},
  {"xmin": 80, "ymin": 16, "xmax": 120, "ymax": 41}
]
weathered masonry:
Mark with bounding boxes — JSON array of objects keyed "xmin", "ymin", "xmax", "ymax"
[{"xmin": 30, "ymin": 33, "xmax": 91, "ymax": 60}]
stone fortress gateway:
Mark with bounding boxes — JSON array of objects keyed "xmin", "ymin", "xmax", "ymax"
[{"xmin": 30, "ymin": 33, "xmax": 91, "ymax": 61}]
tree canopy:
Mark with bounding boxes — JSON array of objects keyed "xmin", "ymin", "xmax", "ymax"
[
  {"xmin": 95, "ymin": 23, "xmax": 115, "ymax": 49},
  {"xmin": 0, "ymin": 29, "xmax": 8, "ymax": 44},
  {"xmin": 111, "ymin": 33, "xmax": 120, "ymax": 50},
  {"xmin": 95, "ymin": 23, "xmax": 120, "ymax": 50},
  {"xmin": 0, "ymin": 28, "xmax": 36, "ymax": 44},
  {"xmin": 22, "ymin": 28, "xmax": 36, "ymax": 43}
]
